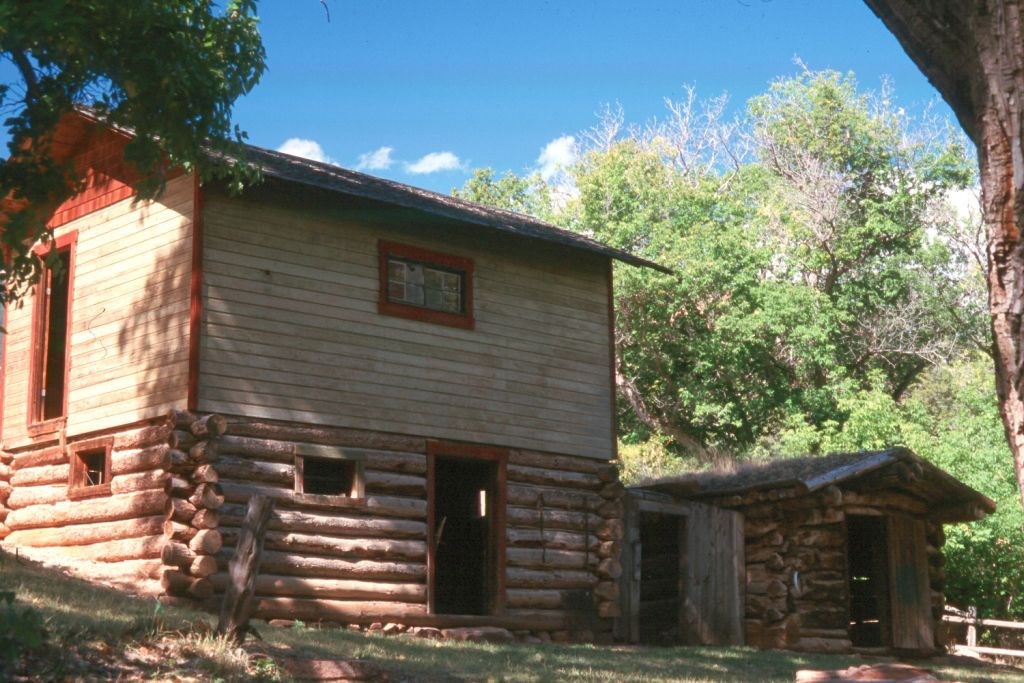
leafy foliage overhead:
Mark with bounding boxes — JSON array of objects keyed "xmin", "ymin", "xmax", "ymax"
[{"xmin": 0, "ymin": 0, "xmax": 266, "ymax": 299}]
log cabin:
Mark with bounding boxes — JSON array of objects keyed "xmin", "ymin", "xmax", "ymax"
[
  {"xmin": 622, "ymin": 448, "xmax": 996, "ymax": 654},
  {"xmin": 0, "ymin": 112, "xmax": 665, "ymax": 641}
]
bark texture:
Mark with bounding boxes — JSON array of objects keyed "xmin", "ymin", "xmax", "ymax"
[{"xmin": 864, "ymin": 0, "xmax": 1024, "ymax": 508}]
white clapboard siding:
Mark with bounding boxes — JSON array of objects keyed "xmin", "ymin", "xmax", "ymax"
[
  {"xmin": 1, "ymin": 174, "xmax": 194, "ymax": 448},
  {"xmin": 198, "ymin": 193, "xmax": 614, "ymax": 460}
]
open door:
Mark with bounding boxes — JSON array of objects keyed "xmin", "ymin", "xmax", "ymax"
[
  {"xmin": 636, "ymin": 511, "xmax": 686, "ymax": 643},
  {"xmin": 427, "ymin": 443, "xmax": 506, "ymax": 616}
]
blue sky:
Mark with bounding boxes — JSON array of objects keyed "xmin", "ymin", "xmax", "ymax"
[{"xmin": 235, "ymin": 1, "xmax": 952, "ymax": 193}]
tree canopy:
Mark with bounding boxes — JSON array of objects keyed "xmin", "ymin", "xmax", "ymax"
[{"xmin": 0, "ymin": 0, "xmax": 265, "ymax": 299}]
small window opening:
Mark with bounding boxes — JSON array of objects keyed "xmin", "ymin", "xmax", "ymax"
[
  {"xmin": 300, "ymin": 457, "xmax": 357, "ymax": 496},
  {"xmin": 80, "ymin": 450, "xmax": 107, "ymax": 487},
  {"xmin": 387, "ymin": 258, "xmax": 465, "ymax": 314},
  {"xmin": 69, "ymin": 438, "xmax": 112, "ymax": 498}
]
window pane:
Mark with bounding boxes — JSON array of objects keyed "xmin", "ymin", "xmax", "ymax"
[{"xmin": 385, "ymin": 255, "xmax": 465, "ymax": 316}]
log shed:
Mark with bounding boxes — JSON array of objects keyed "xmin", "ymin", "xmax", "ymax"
[{"xmin": 624, "ymin": 448, "xmax": 995, "ymax": 654}]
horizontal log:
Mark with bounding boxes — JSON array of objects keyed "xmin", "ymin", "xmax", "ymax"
[
  {"xmin": 189, "ymin": 576, "xmax": 214, "ymax": 600},
  {"xmin": 597, "ymin": 558, "xmax": 622, "ymax": 579},
  {"xmin": 165, "ymin": 476, "xmax": 194, "ymax": 497},
  {"xmin": 597, "ymin": 601, "xmax": 621, "ymax": 618},
  {"xmin": 220, "ymin": 528, "xmax": 425, "ymax": 560},
  {"xmin": 59, "ymin": 533, "xmax": 166, "ymax": 562},
  {"xmin": 596, "ymin": 519, "xmax": 624, "ymax": 542},
  {"xmin": 506, "ymin": 589, "xmax": 564, "ymax": 610},
  {"xmin": 0, "ymin": 480, "xmax": 10, "ymax": 504},
  {"xmin": 211, "ymin": 574, "xmax": 427, "ymax": 602},
  {"xmin": 506, "ymin": 484, "xmax": 600, "ymax": 511},
  {"xmin": 190, "ymin": 414, "xmax": 228, "ymax": 438},
  {"xmin": 189, "ymin": 484, "xmax": 224, "ymax": 510},
  {"xmin": 112, "ymin": 470, "xmax": 168, "ymax": 496},
  {"xmin": 170, "ymin": 430, "xmax": 197, "ymax": 451},
  {"xmin": 506, "ymin": 567, "xmax": 598, "ymax": 590},
  {"xmin": 111, "ymin": 445, "xmax": 170, "ymax": 476},
  {"xmin": 219, "ymin": 481, "xmax": 425, "ymax": 519},
  {"xmin": 167, "ymin": 449, "xmax": 190, "ymax": 472},
  {"xmin": 252, "ymin": 597, "xmax": 428, "ymax": 623},
  {"xmin": 598, "ymin": 482, "xmax": 624, "ymax": 500},
  {"xmin": 162, "ymin": 540, "xmax": 198, "ymax": 567},
  {"xmin": 217, "ymin": 434, "xmax": 295, "ymax": 462},
  {"xmin": 5, "ymin": 514, "xmax": 165, "ymax": 548},
  {"xmin": 364, "ymin": 451, "xmax": 426, "ymax": 475},
  {"xmin": 166, "ymin": 497, "xmax": 197, "ymax": 524},
  {"xmin": 793, "ymin": 637, "xmax": 852, "ymax": 653},
  {"xmin": 5, "ymin": 489, "xmax": 166, "ymax": 531},
  {"xmin": 218, "ymin": 456, "xmax": 291, "ymax": 485},
  {"xmin": 192, "ymin": 464, "xmax": 219, "ymax": 484},
  {"xmin": 114, "ymin": 424, "xmax": 173, "ymax": 451},
  {"xmin": 507, "ymin": 506, "xmax": 603, "ymax": 533},
  {"xmin": 193, "ymin": 508, "xmax": 219, "ymax": 530},
  {"xmin": 509, "ymin": 449, "xmax": 610, "ymax": 475},
  {"xmin": 364, "ymin": 471, "xmax": 425, "ymax": 497},
  {"xmin": 169, "ymin": 409, "xmax": 198, "ymax": 429},
  {"xmin": 0, "ymin": 463, "xmax": 10, "ymax": 479},
  {"xmin": 597, "ymin": 540, "xmax": 619, "ymax": 560},
  {"xmin": 506, "ymin": 527, "xmax": 600, "ymax": 552},
  {"xmin": 164, "ymin": 520, "xmax": 197, "ymax": 544},
  {"xmin": 161, "ymin": 568, "xmax": 193, "ymax": 595},
  {"xmin": 189, "ymin": 440, "xmax": 220, "ymax": 465},
  {"xmin": 228, "ymin": 549, "xmax": 426, "ymax": 582},
  {"xmin": 594, "ymin": 581, "xmax": 619, "ymax": 602},
  {"xmin": 0, "ymin": 522, "xmax": 8, "ymax": 540},
  {"xmin": 189, "ymin": 529, "xmax": 223, "ymax": 555},
  {"xmin": 841, "ymin": 491, "xmax": 928, "ymax": 515},
  {"xmin": 219, "ymin": 504, "xmax": 426, "ymax": 539},
  {"xmin": 12, "ymin": 446, "xmax": 65, "ymax": 471},
  {"xmin": 191, "ymin": 555, "xmax": 218, "ymax": 578},
  {"xmin": 507, "ymin": 464, "xmax": 600, "ymax": 491},
  {"xmin": 226, "ymin": 420, "xmax": 426, "ymax": 453},
  {"xmin": 6, "ymin": 484, "xmax": 67, "ymax": 509},
  {"xmin": 11, "ymin": 463, "xmax": 68, "ymax": 487},
  {"xmin": 506, "ymin": 547, "xmax": 597, "ymax": 570}
]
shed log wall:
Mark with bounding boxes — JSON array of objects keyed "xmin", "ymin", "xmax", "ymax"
[
  {"xmin": 2, "ymin": 174, "xmax": 193, "ymax": 448},
  {"xmin": 734, "ymin": 486, "xmax": 947, "ymax": 654},
  {"xmin": 197, "ymin": 191, "xmax": 614, "ymax": 460}
]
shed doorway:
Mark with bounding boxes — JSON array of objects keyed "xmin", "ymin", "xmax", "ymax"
[
  {"xmin": 638, "ymin": 511, "xmax": 686, "ymax": 643},
  {"xmin": 846, "ymin": 515, "xmax": 891, "ymax": 647},
  {"xmin": 430, "ymin": 456, "xmax": 499, "ymax": 615}
]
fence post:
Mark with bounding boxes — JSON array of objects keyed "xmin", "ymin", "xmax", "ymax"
[{"xmin": 967, "ymin": 605, "xmax": 977, "ymax": 648}]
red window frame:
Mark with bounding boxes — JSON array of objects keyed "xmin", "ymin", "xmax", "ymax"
[
  {"xmin": 378, "ymin": 240, "xmax": 474, "ymax": 330},
  {"xmin": 27, "ymin": 230, "xmax": 77, "ymax": 436},
  {"xmin": 67, "ymin": 435, "xmax": 113, "ymax": 499}
]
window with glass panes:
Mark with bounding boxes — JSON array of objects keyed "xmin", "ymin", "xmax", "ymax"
[
  {"xmin": 378, "ymin": 241, "xmax": 474, "ymax": 329},
  {"xmin": 387, "ymin": 258, "xmax": 464, "ymax": 314}
]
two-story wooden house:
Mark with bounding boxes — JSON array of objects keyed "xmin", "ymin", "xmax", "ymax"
[{"xmin": 0, "ymin": 113, "xmax": 663, "ymax": 640}]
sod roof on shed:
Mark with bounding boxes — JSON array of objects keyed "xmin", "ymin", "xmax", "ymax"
[{"xmin": 637, "ymin": 447, "xmax": 996, "ymax": 518}]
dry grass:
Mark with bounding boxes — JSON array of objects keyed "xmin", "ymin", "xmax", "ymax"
[{"xmin": 1, "ymin": 547, "xmax": 1021, "ymax": 681}]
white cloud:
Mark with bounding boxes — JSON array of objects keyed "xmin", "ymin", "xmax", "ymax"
[
  {"xmin": 537, "ymin": 135, "xmax": 577, "ymax": 181},
  {"xmin": 406, "ymin": 151, "xmax": 464, "ymax": 174},
  {"xmin": 355, "ymin": 146, "xmax": 394, "ymax": 171},
  {"xmin": 277, "ymin": 138, "xmax": 334, "ymax": 164}
]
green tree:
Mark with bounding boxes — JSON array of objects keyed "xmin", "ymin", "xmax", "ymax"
[
  {"xmin": 1, "ymin": 0, "xmax": 265, "ymax": 299},
  {"xmin": 452, "ymin": 168, "xmax": 556, "ymax": 222}
]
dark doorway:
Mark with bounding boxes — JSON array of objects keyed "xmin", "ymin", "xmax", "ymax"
[
  {"xmin": 638, "ymin": 512, "xmax": 686, "ymax": 644},
  {"xmin": 847, "ymin": 515, "xmax": 892, "ymax": 647},
  {"xmin": 431, "ymin": 456, "xmax": 497, "ymax": 615}
]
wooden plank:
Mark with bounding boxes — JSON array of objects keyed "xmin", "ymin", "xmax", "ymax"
[
  {"xmin": 887, "ymin": 515, "xmax": 935, "ymax": 650},
  {"xmin": 685, "ymin": 502, "xmax": 744, "ymax": 646}
]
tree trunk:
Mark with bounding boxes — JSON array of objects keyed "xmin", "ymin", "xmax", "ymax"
[
  {"xmin": 864, "ymin": 0, "xmax": 1024, "ymax": 508},
  {"xmin": 217, "ymin": 495, "xmax": 275, "ymax": 643}
]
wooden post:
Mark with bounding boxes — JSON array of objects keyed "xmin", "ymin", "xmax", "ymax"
[
  {"xmin": 967, "ymin": 605, "xmax": 978, "ymax": 648},
  {"xmin": 216, "ymin": 495, "xmax": 274, "ymax": 643}
]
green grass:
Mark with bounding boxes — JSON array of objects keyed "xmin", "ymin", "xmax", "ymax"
[{"xmin": 1, "ymin": 547, "xmax": 1021, "ymax": 682}]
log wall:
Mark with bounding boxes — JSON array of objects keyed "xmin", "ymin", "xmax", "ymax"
[
  {"xmin": 165, "ymin": 413, "xmax": 623, "ymax": 641},
  {"xmin": 728, "ymin": 485, "xmax": 948, "ymax": 654},
  {"xmin": 0, "ymin": 419, "xmax": 175, "ymax": 590}
]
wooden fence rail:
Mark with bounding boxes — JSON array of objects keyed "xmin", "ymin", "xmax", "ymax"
[{"xmin": 943, "ymin": 605, "xmax": 1024, "ymax": 659}]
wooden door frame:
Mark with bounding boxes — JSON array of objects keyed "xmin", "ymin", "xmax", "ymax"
[{"xmin": 426, "ymin": 439, "xmax": 507, "ymax": 616}]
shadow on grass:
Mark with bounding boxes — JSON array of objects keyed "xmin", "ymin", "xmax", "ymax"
[{"xmin": 262, "ymin": 625, "xmax": 1023, "ymax": 683}]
